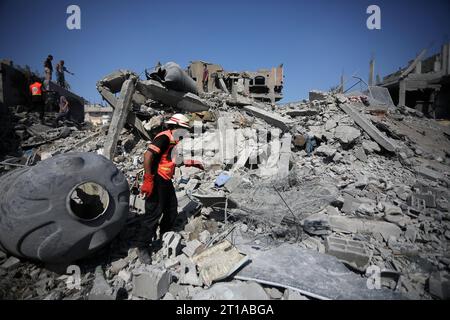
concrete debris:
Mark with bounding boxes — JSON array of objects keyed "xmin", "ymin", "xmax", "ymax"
[
  {"xmin": 2, "ymin": 58, "xmax": 450, "ymax": 301},
  {"xmin": 338, "ymin": 103, "xmax": 398, "ymax": 152},
  {"xmin": 428, "ymin": 271, "xmax": 450, "ymax": 300},
  {"xmin": 182, "ymin": 239, "xmax": 203, "ymax": 258},
  {"xmin": 192, "ymin": 281, "xmax": 269, "ymax": 300},
  {"xmin": 132, "ymin": 267, "xmax": 171, "ymax": 300},
  {"xmin": 334, "ymin": 125, "xmax": 361, "ymax": 145},
  {"xmin": 89, "ymin": 266, "xmax": 115, "ymax": 300},
  {"xmin": 162, "ymin": 231, "xmax": 182, "ymax": 259},
  {"xmin": 243, "ymin": 105, "xmax": 293, "ymax": 131},
  {"xmin": 178, "ymin": 255, "xmax": 203, "ymax": 286},
  {"xmin": 1, "ymin": 256, "xmax": 20, "ymax": 270},
  {"xmin": 325, "ymin": 236, "xmax": 373, "ymax": 272},
  {"xmin": 192, "ymin": 240, "xmax": 249, "ymax": 286}
]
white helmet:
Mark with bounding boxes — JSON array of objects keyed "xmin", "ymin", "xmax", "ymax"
[{"xmin": 165, "ymin": 113, "xmax": 190, "ymax": 128}]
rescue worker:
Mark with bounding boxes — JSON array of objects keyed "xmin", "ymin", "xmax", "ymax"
[
  {"xmin": 140, "ymin": 113, "xmax": 191, "ymax": 241},
  {"xmin": 29, "ymin": 80, "xmax": 45, "ymax": 122}
]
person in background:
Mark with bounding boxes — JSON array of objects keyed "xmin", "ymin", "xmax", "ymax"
[
  {"xmin": 54, "ymin": 95, "xmax": 70, "ymax": 127},
  {"xmin": 202, "ymin": 63, "xmax": 209, "ymax": 92},
  {"xmin": 44, "ymin": 55, "xmax": 53, "ymax": 88},
  {"xmin": 56, "ymin": 60, "xmax": 74, "ymax": 88},
  {"xmin": 29, "ymin": 80, "xmax": 45, "ymax": 123}
]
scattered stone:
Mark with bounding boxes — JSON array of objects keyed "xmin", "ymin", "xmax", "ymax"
[
  {"xmin": 132, "ymin": 267, "xmax": 171, "ymax": 300},
  {"xmin": 192, "ymin": 281, "xmax": 269, "ymax": 300},
  {"xmin": 182, "ymin": 240, "xmax": 203, "ymax": 258},
  {"xmin": 315, "ymin": 144, "xmax": 337, "ymax": 157},
  {"xmin": 110, "ymin": 259, "xmax": 128, "ymax": 274},
  {"xmin": 1, "ymin": 256, "xmax": 20, "ymax": 270},
  {"xmin": 325, "ymin": 236, "xmax": 372, "ymax": 272},
  {"xmin": 428, "ymin": 271, "xmax": 450, "ymax": 300},
  {"xmin": 362, "ymin": 140, "xmax": 381, "ymax": 153},
  {"xmin": 265, "ymin": 287, "xmax": 283, "ymax": 299}
]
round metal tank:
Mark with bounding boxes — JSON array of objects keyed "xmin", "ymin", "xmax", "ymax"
[{"xmin": 0, "ymin": 152, "xmax": 130, "ymax": 264}]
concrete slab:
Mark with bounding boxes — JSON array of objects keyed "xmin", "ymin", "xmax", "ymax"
[
  {"xmin": 338, "ymin": 103, "xmax": 398, "ymax": 152},
  {"xmin": 325, "ymin": 236, "xmax": 372, "ymax": 272},
  {"xmin": 137, "ymin": 80, "xmax": 209, "ymax": 112},
  {"xmin": 243, "ymin": 105, "xmax": 293, "ymax": 131}
]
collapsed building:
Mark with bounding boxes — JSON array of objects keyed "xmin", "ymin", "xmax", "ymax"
[
  {"xmin": 188, "ymin": 61, "xmax": 284, "ymax": 103},
  {"xmin": 380, "ymin": 43, "xmax": 450, "ymax": 119},
  {"xmin": 0, "ymin": 59, "xmax": 450, "ymax": 301}
]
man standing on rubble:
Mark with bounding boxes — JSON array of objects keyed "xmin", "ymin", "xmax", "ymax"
[
  {"xmin": 44, "ymin": 55, "xmax": 53, "ymax": 85},
  {"xmin": 54, "ymin": 95, "xmax": 70, "ymax": 127},
  {"xmin": 140, "ymin": 113, "xmax": 191, "ymax": 242},
  {"xmin": 202, "ymin": 63, "xmax": 209, "ymax": 92},
  {"xmin": 55, "ymin": 60, "xmax": 74, "ymax": 88}
]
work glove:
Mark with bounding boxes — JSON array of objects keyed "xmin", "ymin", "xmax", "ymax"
[{"xmin": 140, "ymin": 173, "xmax": 154, "ymax": 198}]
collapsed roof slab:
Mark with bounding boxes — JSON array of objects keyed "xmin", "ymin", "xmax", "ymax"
[
  {"xmin": 338, "ymin": 103, "xmax": 399, "ymax": 153},
  {"xmin": 243, "ymin": 105, "xmax": 293, "ymax": 131},
  {"xmin": 233, "ymin": 240, "xmax": 405, "ymax": 300},
  {"xmin": 137, "ymin": 80, "xmax": 209, "ymax": 112}
]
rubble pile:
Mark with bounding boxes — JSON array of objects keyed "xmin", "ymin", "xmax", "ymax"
[{"xmin": 1, "ymin": 70, "xmax": 450, "ymax": 300}]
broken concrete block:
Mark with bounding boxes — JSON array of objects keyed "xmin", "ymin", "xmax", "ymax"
[
  {"xmin": 334, "ymin": 125, "xmax": 361, "ymax": 145},
  {"xmin": 384, "ymin": 204, "xmax": 409, "ymax": 228},
  {"xmin": 179, "ymin": 256, "xmax": 203, "ymax": 286},
  {"xmin": 0, "ymin": 256, "xmax": 20, "ymax": 270},
  {"xmin": 302, "ymin": 213, "xmax": 331, "ymax": 236},
  {"xmin": 198, "ymin": 230, "xmax": 211, "ymax": 244},
  {"xmin": 192, "ymin": 240, "xmax": 249, "ymax": 286},
  {"xmin": 338, "ymin": 103, "xmax": 398, "ymax": 152},
  {"xmin": 408, "ymin": 192, "xmax": 436, "ymax": 208},
  {"xmin": 265, "ymin": 287, "xmax": 283, "ymax": 299},
  {"xmin": 182, "ymin": 239, "xmax": 203, "ymax": 258},
  {"xmin": 325, "ymin": 119, "xmax": 337, "ymax": 131},
  {"xmin": 354, "ymin": 147, "xmax": 367, "ymax": 162},
  {"xmin": 325, "ymin": 236, "xmax": 372, "ymax": 272},
  {"xmin": 243, "ymin": 105, "xmax": 293, "ymax": 131},
  {"xmin": 284, "ymin": 288, "xmax": 309, "ymax": 300},
  {"xmin": 162, "ymin": 232, "xmax": 182, "ymax": 259},
  {"xmin": 110, "ymin": 259, "xmax": 128, "ymax": 274},
  {"xmin": 0, "ymin": 250, "xmax": 6, "ymax": 263},
  {"xmin": 118, "ymin": 270, "xmax": 131, "ymax": 283},
  {"xmin": 315, "ymin": 144, "xmax": 337, "ymax": 157},
  {"xmin": 132, "ymin": 268, "xmax": 171, "ymax": 300},
  {"xmin": 286, "ymin": 109, "xmax": 319, "ymax": 117},
  {"xmin": 362, "ymin": 140, "xmax": 381, "ymax": 153},
  {"xmin": 192, "ymin": 281, "xmax": 269, "ymax": 300},
  {"xmin": 89, "ymin": 266, "xmax": 115, "ymax": 300}
]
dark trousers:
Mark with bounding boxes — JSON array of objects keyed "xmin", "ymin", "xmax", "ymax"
[
  {"xmin": 55, "ymin": 111, "xmax": 69, "ymax": 125},
  {"xmin": 32, "ymin": 95, "xmax": 45, "ymax": 120},
  {"xmin": 145, "ymin": 174, "xmax": 178, "ymax": 240}
]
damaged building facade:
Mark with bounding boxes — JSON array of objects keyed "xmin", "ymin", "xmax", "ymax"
[
  {"xmin": 381, "ymin": 43, "xmax": 450, "ymax": 118},
  {"xmin": 188, "ymin": 61, "xmax": 284, "ymax": 103}
]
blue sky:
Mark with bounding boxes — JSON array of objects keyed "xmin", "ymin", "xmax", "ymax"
[{"xmin": 1, "ymin": 0, "xmax": 449, "ymax": 103}]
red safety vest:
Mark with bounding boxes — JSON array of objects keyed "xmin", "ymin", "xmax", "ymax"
[
  {"xmin": 30, "ymin": 82, "xmax": 42, "ymax": 96},
  {"xmin": 150, "ymin": 130, "xmax": 178, "ymax": 181}
]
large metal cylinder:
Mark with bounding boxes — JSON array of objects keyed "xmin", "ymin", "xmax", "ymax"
[{"xmin": 0, "ymin": 152, "xmax": 130, "ymax": 264}]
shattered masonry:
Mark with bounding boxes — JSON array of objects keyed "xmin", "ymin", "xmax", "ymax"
[{"xmin": 0, "ymin": 57, "xmax": 450, "ymax": 301}]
